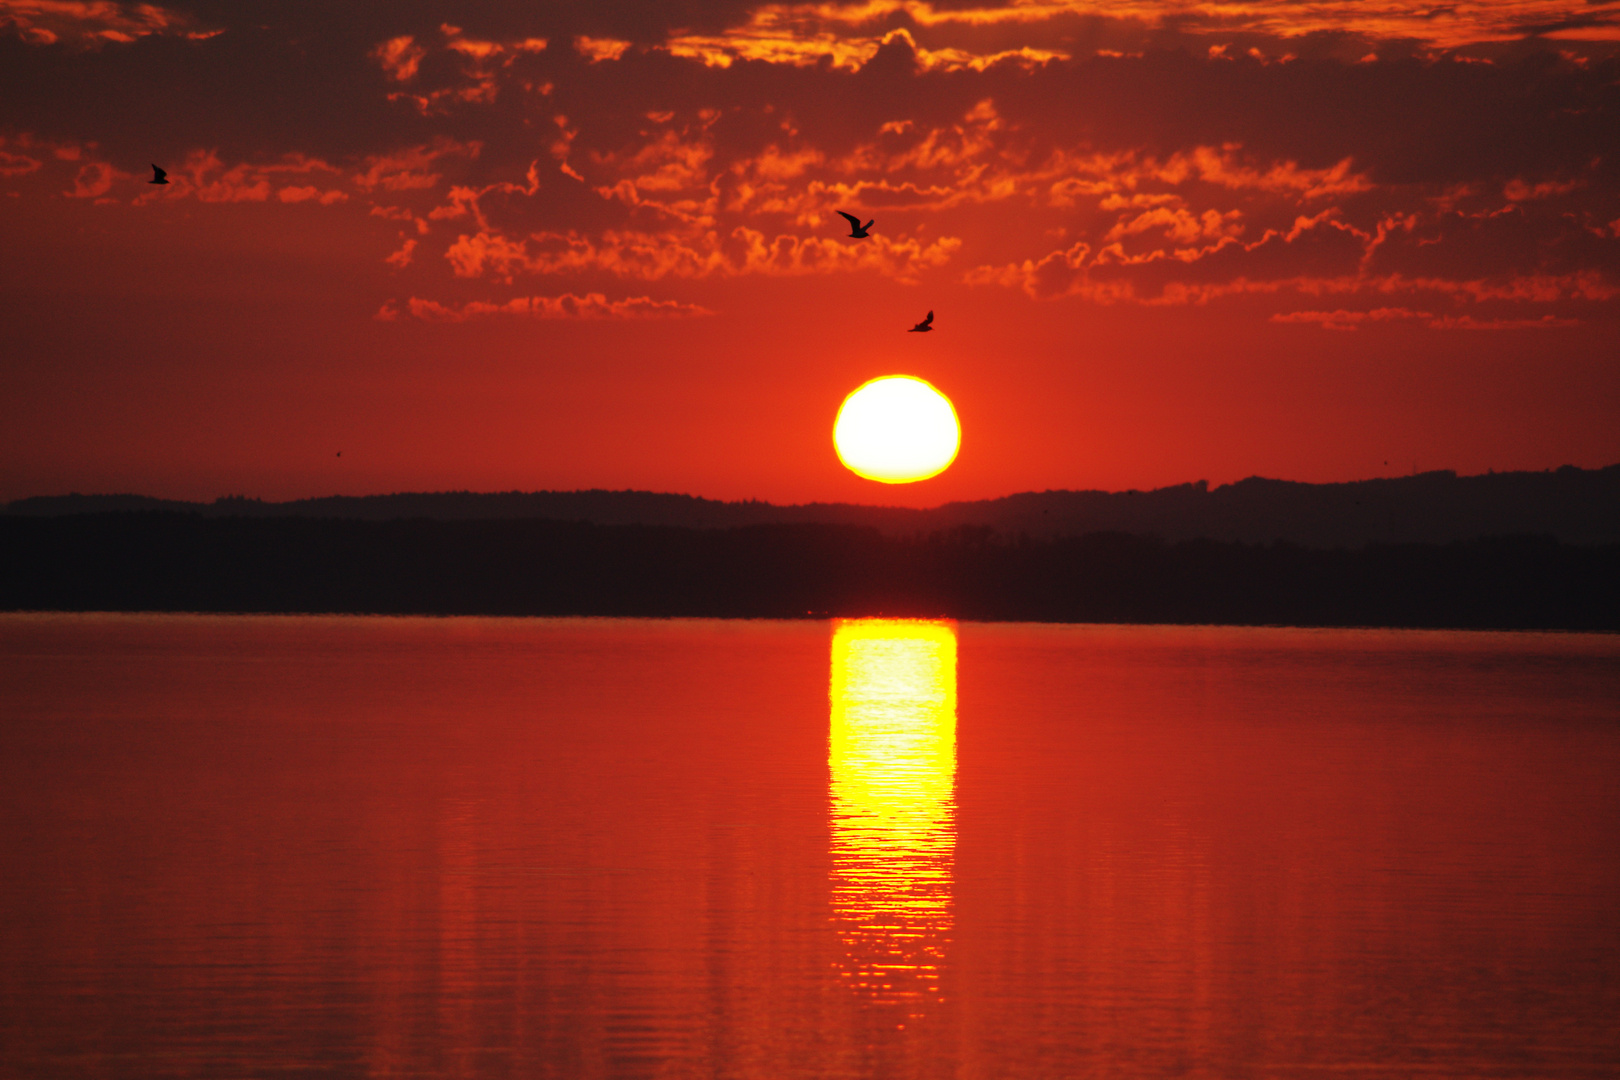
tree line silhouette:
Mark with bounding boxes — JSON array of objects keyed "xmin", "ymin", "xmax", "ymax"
[{"xmin": 4, "ymin": 512, "xmax": 1616, "ymax": 629}]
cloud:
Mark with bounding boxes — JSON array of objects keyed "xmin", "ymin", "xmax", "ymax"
[
  {"xmin": 594, "ymin": 128, "xmax": 715, "ymax": 193},
  {"xmin": 64, "ymin": 159, "xmax": 119, "ymax": 197},
  {"xmin": 278, "ymin": 185, "xmax": 348, "ymax": 205},
  {"xmin": 1104, "ymin": 206, "xmax": 1245, "ymax": 245},
  {"xmin": 967, "ymin": 200, "xmax": 1371, "ymax": 299},
  {"xmin": 1271, "ymin": 307, "xmax": 1584, "ymax": 330},
  {"xmin": 391, "ymin": 292, "xmax": 714, "ymax": 321},
  {"xmin": 117, "ymin": 150, "xmax": 347, "ymax": 205},
  {"xmin": 0, "ymin": 0, "xmax": 217, "ymax": 47},
  {"xmin": 1269, "ymin": 306, "xmax": 1429, "ymax": 329},
  {"xmin": 575, "ymin": 36, "xmax": 632, "ymax": 62},
  {"xmin": 659, "ymin": 0, "xmax": 1620, "ymax": 65},
  {"xmin": 444, "ymin": 225, "xmax": 962, "ymax": 283},
  {"xmin": 372, "ymin": 25, "xmax": 549, "ymax": 115},
  {"xmin": 0, "ymin": 148, "xmax": 41, "ymax": 176},
  {"xmin": 1041, "ymin": 146, "xmax": 1372, "ymax": 213},
  {"xmin": 1503, "ymin": 176, "xmax": 1584, "ymax": 201},
  {"xmin": 194, "ymin": 168, "xmax": 269, "ymax": 203},
  {"xmin": 371, "ymin": 35, "xmax": 426, "ymax": 82},
  {"xmin": 385, "ymin": 238, "xmax": 417, "ymax": 268},
  {"xmin": 1424, "ymin": 313, "xmax": 1583, "ymax": 329},
  {"xmin": 355, "ymin": 138, "xmax": 479, "ymax": 192},
  {"xmin": 969, "ymin": 205, "xmax": 1620, "ymax": 312},
  {"xmin": 666, "ymin": 23, "xmax": 1067, "ymax": 72}
]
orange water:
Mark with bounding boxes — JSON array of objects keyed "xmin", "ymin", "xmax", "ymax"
[{"xmin": 2, "ymin": 614, "xmax": 1617, "ymax": 1079}]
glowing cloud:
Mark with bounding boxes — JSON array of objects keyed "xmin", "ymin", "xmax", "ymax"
[{"xmin": 382, "ymin": 293, "xmax": 714, "ymax": 322}]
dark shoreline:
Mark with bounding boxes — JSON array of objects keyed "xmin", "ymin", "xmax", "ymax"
[{"xmin": 5, "ymin": 513, "xmax": 1617, "ymax": 631}]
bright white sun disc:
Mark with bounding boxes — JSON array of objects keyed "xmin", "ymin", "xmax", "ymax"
[{"xmin": 834, "ymin": 375, "xmax": 961, "ymax": 484}]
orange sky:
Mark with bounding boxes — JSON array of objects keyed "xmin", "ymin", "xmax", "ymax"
[{"xmin": 2, "ymin": 0, "xmax": 1618, "ymax": 505}]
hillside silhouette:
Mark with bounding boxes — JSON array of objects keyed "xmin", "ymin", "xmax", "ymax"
[{"xmin": 7, "ymin": 464, "xmax": 1620, "ymax": 548}]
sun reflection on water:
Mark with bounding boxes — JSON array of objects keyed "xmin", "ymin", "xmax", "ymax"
[{"xmin": 828, "ymin": 618, "xmax": 957, "ymax": 1007}]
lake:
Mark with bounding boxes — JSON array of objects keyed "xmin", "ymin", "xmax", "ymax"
[{"xmin": 2, "ymin": 613, "xmax": 1618, "ymax": 1079}]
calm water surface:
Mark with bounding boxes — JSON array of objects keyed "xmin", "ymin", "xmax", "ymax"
[{"xmin": 2, "ymin": 613, "xmax": 1618, "ymax": 1079}]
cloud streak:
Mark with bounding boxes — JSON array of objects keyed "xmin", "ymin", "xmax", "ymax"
[
  {"xmin": 378, "ymin": 293, "xmax": 715, "ymax": 321},
  {"xmin": 0, "ymin": 0, "xmax": 218, "ymax": 47}
]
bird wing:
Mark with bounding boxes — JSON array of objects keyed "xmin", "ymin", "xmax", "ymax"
[
  {"xmin": 152, "ymin": 165, "xmax": 166, "ymax": 180},
  {"xmin": 837, "ymin": 210, "xmax": 861, "ymax": 228},
  {"xmin": 863, "ymin": 218, "xmax": 875, "ymax": 231},
  {"xmin": 923, "ymin": 310, "xmax": 934, "ymax": 326}
]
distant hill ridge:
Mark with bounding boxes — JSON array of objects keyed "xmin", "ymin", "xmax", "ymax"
[{"xmin": 8, "ymin": 464, "xmax": 1620, "ymax": 549}]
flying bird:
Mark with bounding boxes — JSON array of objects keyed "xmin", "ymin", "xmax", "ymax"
[
  {"xmin": 149, "ymin": 165, "xmax": 168, "ymax": 185},
  {"xmin": 908, "ymin": 310, "xmax": 934, "ymax": 333},
  {"xmin": 837, "ymin": 210, "xmax": 873, "ymax": 239}
]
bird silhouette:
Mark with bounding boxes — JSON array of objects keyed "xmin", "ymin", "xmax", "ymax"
[
  {"xmin": 908, "ymin": 310, "xmax": 934, "ymax": 333},
  {"xmin": 149, "ymin": 165, "xmax": 168, "ymax": 185},
  {"xmin": 837, "ymin": 210, "xmax": 873, "ymax": 239}
]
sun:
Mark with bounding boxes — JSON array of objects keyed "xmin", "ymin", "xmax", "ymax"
[{"xmin": 834, "ymin": 375, "xmax": 961, "ymax": 484}]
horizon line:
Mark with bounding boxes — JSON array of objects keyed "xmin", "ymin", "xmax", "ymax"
[{"xmin": 7, "ymin": 462, "xmax": 1616, "ymax": 514}]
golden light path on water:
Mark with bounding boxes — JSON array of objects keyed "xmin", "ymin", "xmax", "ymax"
[{"xmin": 828, "ymin": 619, "xmax": 957, "ymax": 1010}]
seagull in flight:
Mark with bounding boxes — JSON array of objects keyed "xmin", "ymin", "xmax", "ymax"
[
  {"xmin": 909, "ymin": 310, "xmax": 934, "ymax": 333},
  {"xmin": 837, "ymin": 210, "xmax": 873, "ymax": 239},
  {"xmin": 149, "ymin": 165, "xmax": 168, "ymax": 184}
]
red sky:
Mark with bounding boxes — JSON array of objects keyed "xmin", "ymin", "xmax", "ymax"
[{"xmin": 2, "ymin": 0, "xmax": 1618, "ymax": 506}]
